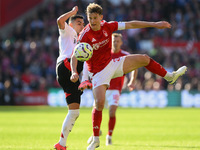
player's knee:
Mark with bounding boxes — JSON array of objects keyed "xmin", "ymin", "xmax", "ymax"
[
  {"xmin": 95, "ymin": 103, "xmax": 104, "ymax": 111},
  {"xmin": 95, "ymin": 98, "xmax": 105, "ymax": 110}
]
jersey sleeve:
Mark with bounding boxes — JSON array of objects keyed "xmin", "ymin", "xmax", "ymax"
[
  {"xmin": 107, "ymin": 21, "xmax": 119, "ymax": 32},
  {"xmin": 58, "ymin": 22, "xmax": 70, "ymax": 37}
]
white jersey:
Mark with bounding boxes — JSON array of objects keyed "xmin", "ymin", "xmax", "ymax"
[{"xmin": 56, "ymin": 22, "xmax": 77, "ymax": 63}]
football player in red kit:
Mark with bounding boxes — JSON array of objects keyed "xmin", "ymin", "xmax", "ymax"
[{"xmin": 70, "ymin": 3, "xmax": 187, "ymax": 150}]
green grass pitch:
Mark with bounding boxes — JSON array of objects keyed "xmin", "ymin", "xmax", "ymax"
[{"xmin": 0, "ymin": 106, "xmax": 200, "ymax": 150}]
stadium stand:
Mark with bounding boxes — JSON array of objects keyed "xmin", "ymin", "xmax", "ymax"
[{"xmin": 0, "ymin": 0, "xmax": 199, "ymax": 105}]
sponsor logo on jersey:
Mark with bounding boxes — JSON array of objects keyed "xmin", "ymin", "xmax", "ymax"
[{"xmin": 92, "ymin": 38, "xmax": 109, "ymax": 50}]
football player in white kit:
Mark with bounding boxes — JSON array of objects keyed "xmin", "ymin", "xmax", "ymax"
[{"xmin": 54, "ymin": 6, "xmax": 91, "ymax": 150}]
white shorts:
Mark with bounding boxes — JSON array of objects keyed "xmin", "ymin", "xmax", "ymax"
[
  {"xmin": 106, "ymin": 90, "xmax": 120, "ymax": 106},
  {"xmin": 89, "ymin": 56, "xmax": 126, "ymax": 89}
]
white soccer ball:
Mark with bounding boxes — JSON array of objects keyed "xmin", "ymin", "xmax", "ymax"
[{"xmin": 74, "ymin": 42, "xmax": 93, "ymax": 61}]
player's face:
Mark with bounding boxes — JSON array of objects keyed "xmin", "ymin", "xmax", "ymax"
[
  {"xmin": 87, "ymin": 13, "xmax": 103, "ymax": 31},
  {"xmin": 112, "ymin": 36, "xmax": 123, "ymax": 53},
  {"xmin": 72, "ymin": 18, "xmax": 84, "ymax": 34}
]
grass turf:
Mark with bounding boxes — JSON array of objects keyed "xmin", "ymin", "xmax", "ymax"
[{"xmin": 0, "ymin": 106, "xmax": 200, "ymax": 150}]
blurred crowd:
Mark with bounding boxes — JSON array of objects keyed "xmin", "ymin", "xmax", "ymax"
[{"xmin": 0, "ymin": 0, "xmax": 200, "ymax": 104}]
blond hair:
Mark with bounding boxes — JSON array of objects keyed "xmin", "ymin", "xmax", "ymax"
[{"xmin": 86, "ymin": 3, "xmax": 103, "ymax": 15}]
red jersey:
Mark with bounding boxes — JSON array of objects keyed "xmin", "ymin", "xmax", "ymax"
[
  {"xmin": 78, "ymin": 20, "xmax": 118, "ymax": 73},
  {"xmin": 108, "ymin": 50, "xmax": 130, "ymax": 93}
]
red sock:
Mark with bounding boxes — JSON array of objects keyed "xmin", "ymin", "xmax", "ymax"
[
  {"xmin": 108, "ymin": 116, "xmax": 116, "ymax": 136},
  {"xmin": 92, "ymin": 108, "xmax": 102, "ymax": 136},
  {"xmin": 145, "ymin": 58, "xmax": 167, "ymax": 77}
]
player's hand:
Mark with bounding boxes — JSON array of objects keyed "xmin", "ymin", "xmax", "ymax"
[
  {"xmin": 155, "ymin": 21, "xmax": 171, "ymax": 29},
  {"xmin": 72, "ymin": 6, "xmax": 78, "ymax": 14},
  {"xmin": 70, "ymin": 72, "xmax": 79, "ymax": 83},
  {"xmin": 127, "ymin": 83, "xmax": 135, "ymax": 91}
]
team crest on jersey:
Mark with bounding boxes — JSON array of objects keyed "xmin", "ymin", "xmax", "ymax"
[{"xmin": 103, "ymin": 30, "xmax": 108, "ymax": 37}]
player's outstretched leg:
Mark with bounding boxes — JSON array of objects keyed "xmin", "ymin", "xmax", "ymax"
[
  {"xmin": 123, "ymin": 55, "xmax": 187, "ymax": 84},
  {"xmin": 144, "ymin": 58, "xmax": 187, "ymax": 84}
]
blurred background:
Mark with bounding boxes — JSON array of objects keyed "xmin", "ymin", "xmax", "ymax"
[{"xmin": 0, "ymin": 0, "xmax": 199, "ymax": 107}]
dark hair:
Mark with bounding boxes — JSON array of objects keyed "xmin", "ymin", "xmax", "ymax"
[
  {"xmin": 86, "ymin": 3, "xmax": 103, "ymax": 15},
  {"xmin": 69, "ymin": 14, "xmax": 84, "ymax": 23}
]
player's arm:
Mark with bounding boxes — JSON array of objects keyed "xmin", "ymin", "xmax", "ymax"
[
  {"xmin": 124, "ymin": 21, "xmax": 171, "ymax": 29},
  {"xmin": 57, "ymin": 6, "xmax": 78, "ymax": 30},
  {"xmin": 81, "ymin": 62, "xmax": 89, "ymax": 82},
  {"xmin": 70, "ymin": 54, "xmax": 79, "ymax": 83},
  {"xmin": 127, "ymin": 69, "xmax": 138, "ymax": 91}
]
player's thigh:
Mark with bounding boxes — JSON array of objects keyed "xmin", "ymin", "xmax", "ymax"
[
  {"xmin": 123, "ymin": 54, "xmax": 150, "ymax": 74},
  {"xmin": 56, "ymin": 62, "xmax": 82, "ymax": 104},
  {"xmin": 62, "ymin": 79, "xmax": 82, "ymax": 105}
]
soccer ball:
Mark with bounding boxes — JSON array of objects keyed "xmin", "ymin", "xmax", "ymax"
[{"xmin": 74, "ymin": 42, "xmax": 93, "ymax": 61}]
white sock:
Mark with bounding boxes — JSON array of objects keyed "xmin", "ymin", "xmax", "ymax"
[
  {"xmin": 106, "ymin": 135, "xmax": 112, "ymax": 139},
  {"xmin": 163, "ymin": 72, "xmax": 173, "ymax": 81},
  {"xmin": 59, "ymin": 109, "xmax": 80, "ymax": 147},
  {"xmin": 93, "ymin": 136, "xmax": 99, "ymax": 142}
]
